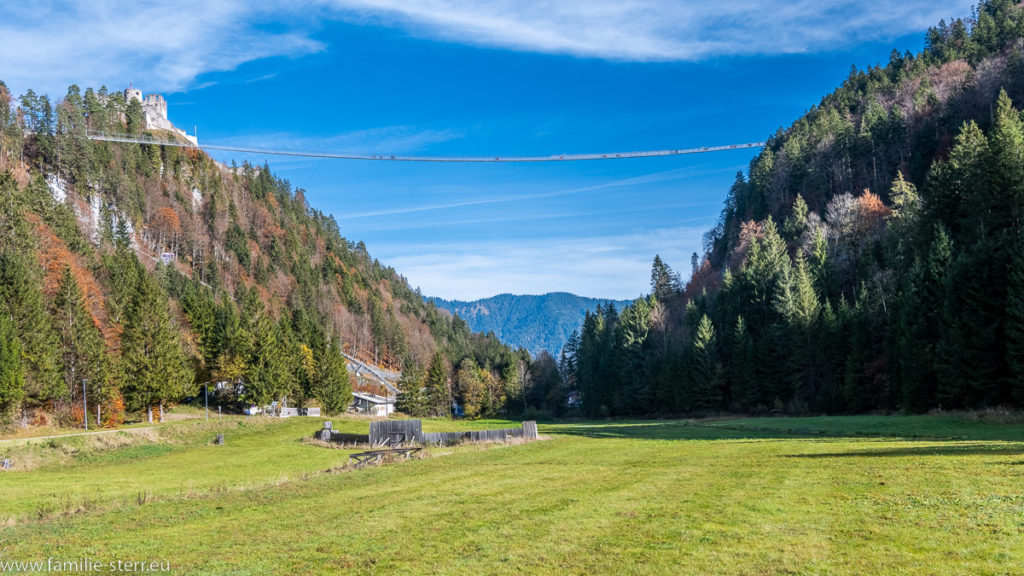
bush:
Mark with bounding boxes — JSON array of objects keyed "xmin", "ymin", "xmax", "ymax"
[{"xmin": 522, "ymin": 407, "xmax": 554, "ymax": 421}]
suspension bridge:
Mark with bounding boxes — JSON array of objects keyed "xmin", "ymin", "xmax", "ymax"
[{"xmin": 84, "ymin": 130, "xmax": 764, "ymax": 163}]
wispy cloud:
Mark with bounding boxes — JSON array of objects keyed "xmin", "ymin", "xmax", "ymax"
[
  {"xmin": 378, "ymin": 224, "xmax": 712, "ymax": 300},
  {"xmin": 325, "ymin": 0, "xmax": 976, "ymax": 61},
  {"xmin": 351, "ymin": 206, "xmax": 718, "ymax": 233},
  {"xmin": 215, "ymin": 125, "xmax": 466, "ymax": 155},
  {"xmin": 2, "ymin": 1, "xmax": 975, "ymax": 97},
  {"xmin": 343, "ymin": 164, "xmax": 732, "ymax": 219},
  {"xmin": 0, "ymin": 1, "xmax": 323, "ymax": 96}
]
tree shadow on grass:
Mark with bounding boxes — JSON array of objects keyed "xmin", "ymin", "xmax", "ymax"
[
  {"xmin": 551, "ymin": 418, "xmax": 1024, "ymax": 445},
  {"xmin": 784, "ymin": 443, "xmax": 1024, "ymax": 458},
  {"xmin": 552, "ymin": 421, "xmax": 845, "ymax": 442}
]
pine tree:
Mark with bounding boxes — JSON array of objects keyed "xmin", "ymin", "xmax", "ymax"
[
  {"xmin": 0, "ymin": 249, "xmax": 63, "ymax": 402},
  {"xmin": 313, "ymin": 337, "xmax": 351, "ymax": 415},
  {"xmin": 741, "ymin": 217, "xmax": 791, "ymax": 330},
  {"xmin": 125, "ymin": 99, "xmax": 144, "ymax": 135},
  {"xmin": 686, "ymin": 314, "xmax": 722, "ymax": 412},
  {"xmin": 777, "ymin": 253, "xmax": 821, "ymax": 405},
  {"xmin": 396, "ymin": 362, "xmax": 427, "ymax": 416},
  {"xmin": 989, "ymin": 90, "xmax": 1024, "ymax": 228},
  {"xmin": 933, "ymin": 121, "xmax": 987, "ymax": 237},
  {"xmin": 102, "ymin": 242, "xmax": 142, "ymax": 326},
  {"xmin": 120, "ymin": 270, "xmax": 192, "ymax": 422},
  {"xmin": 52, "ymin": 266, "xmax": 109, "ymax": 422},
  {"xmin": 0, "ymin": 310, "xmax": 25, "ymax": 429},
  {"xmin": 784, "ymin": 194, "xmax": 809, "ymax": 239},
  {"xmin": 728, "ymin": 316, "xmax": 756, "ymax": 411},
  {"xmin": 1008, "ymin": 228, "xmax": 1024, "ymax": 405},
  {"xmin": 425, "ymin": 352, "xmax": 451, "ymax": 417},
  {"xmin": 245, "ymin": 314, "xmax": 289, "ymax": 407},
  {"xmin": 612, "ymin": 296, "xmax": 654, "ymax": 415},
  {"xmin": 213, "ymin": 292, "xmax": 249, "ymax": 385},
  {"xmin": 887, "ymin": 172, "xmax": 923, "ymax": 270},
  {"xmin": 180, "ymin": 282, "xmax": 217, "ymax": 368},
  {"xmin": 650, "ymin": 255, "xmax": 680, "ymax": 301}
]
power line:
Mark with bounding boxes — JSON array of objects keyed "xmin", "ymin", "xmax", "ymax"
[{"xmin": 84, "ymin": 130, "xmax": 764, "ymax": 163}]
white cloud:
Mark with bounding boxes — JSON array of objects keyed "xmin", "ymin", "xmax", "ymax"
[
  {"xmin": 324, "ymin": 0, "xmax": 977, "ymax": 61},
  {"xmin": 215, "ymin": 125, "xmax": 466, "ymax": 154},
  {"xmin": 379, "ymin": 224, "xmax": 712, "ymax": 300},
  {"xmin": 1, "ymin": 1, "xmax": 976, "ymax": 97},
  {"xmin": 0, "ymin": 1, "xmax": 323, "ymax": 97}
]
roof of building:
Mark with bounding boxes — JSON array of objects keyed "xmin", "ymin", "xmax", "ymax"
[{"xmin": 351, "ymin": 391, "xmax": 394, "ymax": 404}]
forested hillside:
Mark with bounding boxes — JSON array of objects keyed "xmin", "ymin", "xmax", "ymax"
[
  {"xmin": 0, "ymin": 83, "xmax": 527, "ymax": 429},
  {"xmin": 430, "ymin": 292, "xmax": 631, "ymax": 355},
  {"xmin": 562, "ymin": 0, "xmax": 1024, "ymax": 417}
]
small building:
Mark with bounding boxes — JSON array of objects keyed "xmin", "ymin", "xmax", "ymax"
[{"xmin": 351, "ymin": 392, "xmax": 395, "ymax": 416}]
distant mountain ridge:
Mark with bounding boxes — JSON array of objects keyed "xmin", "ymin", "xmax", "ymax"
[{"xmin": 430, "ymin": 292, "xmax": 634, "ymax": 355}]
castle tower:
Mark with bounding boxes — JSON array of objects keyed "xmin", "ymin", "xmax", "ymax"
[
  {"xmin": 124, "ymin": 82, "xmax": 142, "ymax": 104},
  {"xmin": 143, "ymin": 93, "xmax": 167, "ymax": 121},
  {"xmin": 119, "ymin": 85, "xmax": 197, "ymax": 146}
]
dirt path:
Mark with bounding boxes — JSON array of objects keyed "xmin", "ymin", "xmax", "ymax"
[{"xmin": 0, "ymin": 426, "xmax": 162, "ymax": 446}]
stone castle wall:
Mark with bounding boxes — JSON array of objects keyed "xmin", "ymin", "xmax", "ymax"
[{"xmin": 123, "ymin": 87, "xmax": 197, "ymax": 146}]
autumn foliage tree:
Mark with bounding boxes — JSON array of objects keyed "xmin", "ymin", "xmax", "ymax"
[{"xmin": 52, "ymin": 265, "xmax": 110, "ymax": 425}]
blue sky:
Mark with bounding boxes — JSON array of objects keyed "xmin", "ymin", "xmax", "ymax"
[{"xmin": 2, "ymin": 1, "xmax": 976, "ymax": 300}]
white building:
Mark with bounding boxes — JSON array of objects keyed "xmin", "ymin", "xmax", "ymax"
[{"xmin": 350, "ymin": 392, "xmax": 395, "ymax": 416}]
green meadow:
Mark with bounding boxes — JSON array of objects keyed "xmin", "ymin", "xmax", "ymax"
[{"xmin": 1, "ymin": 414, "xmax": 1022, "ymax": 575}]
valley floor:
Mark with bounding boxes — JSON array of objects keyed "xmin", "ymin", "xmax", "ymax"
[{"xmin": 0, "ymin": 415, "xmax": 1022, "ymax": 574}]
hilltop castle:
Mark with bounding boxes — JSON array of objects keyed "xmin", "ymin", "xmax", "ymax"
[{"xmin": 123, "ymin": 85, "xmax": 198, "ymax": 146}]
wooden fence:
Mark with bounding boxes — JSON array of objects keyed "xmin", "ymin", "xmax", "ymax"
[
  {"xmin": 318, "ymin": 420, "xmax": 538, "ymax": 447},
  {"xmin": 422, "ymin": 421, "xmax": 538, "ymax": 446},
  {"xmin": 317, "ymin": 429, "xmax": 370, "ymax": 445},
  {"xmin": 369, "ymin": 419, "xmax": 424, "ymax": 446}
]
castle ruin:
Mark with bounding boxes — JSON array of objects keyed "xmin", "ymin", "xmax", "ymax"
[{"xmin": 123, "ymin": 85, "xmax": 198, "ymax": 146}]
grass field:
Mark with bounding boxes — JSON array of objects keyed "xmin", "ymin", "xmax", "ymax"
[{"xmin": 1, "ymin": 414, "xmax": 1022, "ymax": 574}]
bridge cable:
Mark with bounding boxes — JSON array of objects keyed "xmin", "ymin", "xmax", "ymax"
[{"xmin": 83, "ymin": 131, "xmax": 765, "ymax": 163}]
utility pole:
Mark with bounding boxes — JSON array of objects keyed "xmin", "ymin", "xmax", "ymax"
[
  {"xmin": 82, "ymin": 379, "xmax": 90, "ymax": 431},
  {"xmin": 205, "ymin": 382, "xmax": 209, "ymax": 421}
]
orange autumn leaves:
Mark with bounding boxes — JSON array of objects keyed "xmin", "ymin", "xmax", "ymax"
[{"xmin": 30, "ymin": 214, "xmax": 117, "ymax": 347}]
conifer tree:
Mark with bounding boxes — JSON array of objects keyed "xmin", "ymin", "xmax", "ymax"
[
  {"xmin": 313, "ymin": 337, "xmax": 351, "ymax": 415},
  {"xmin": 728, "ymin": 316, "xmax": 757, "ymax": 410},
  {"xmin": 1007, "ymin": 228, "xmax": 1024, "ymax": 403},
  {"xmin": 52, "ymin": 266, "xmax": 109, "ymax": 419},
  {"xmin": 102, "ymin": 242, "xmax": 142, "ymax": 326},
  {"xmin": 120, "ymin": 270, "xmax": 192, "ymax": 422},
  {"xmin": 396, "ymin": 362, "xmax": 427, "ymax": 416},
  {"xmin": 686, "ymin": 314, "xmax": 722, "ymax": 411},
  {"xmin": 245, "ymin": 314, "xmax": 288, "ymax": 407},
  {"xmin": 0, "ymin": 250, "xmax": 62, "ymax": 401},
  {"xmin": 213, "ymin": 292, "xmax": 249, "ymax": 384},
  {"xmin": 180, "ymin": 282, "xmax": 217, "ymax": 368},
  {"xmin": 784, "ymin": 194, "xmax": 810, "ymax": 239},
  {"xmin": 425, "ymin": 352, "xmax": 451, "ymax": 417},
  {"xmin": 613, "ymin": 297, "xmax": 655, "ymax": 414},
  {"xmin": 933, "ymin": 120, "xmax": 987, "ymax": 237},
  {"xmin": 0, "ymin": 311, "xmax": 24, "ymax": 429},
  {"xmin": 777, "ymin": 253, "xmax": 821, "ymax": 404},
  {"xmin": 650, "ymin": 255, "xmax": 680, "ymax": 301},
  {"xmin": 989, "ymin": 90, "xmax": 1024, "ymax": 227}
]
